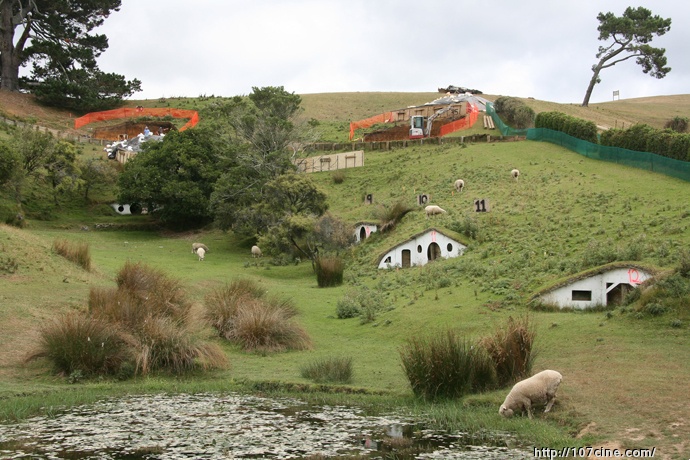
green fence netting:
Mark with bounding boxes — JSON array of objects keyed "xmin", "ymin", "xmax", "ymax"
[
  {"xmin": 486, "ymin": 102, "xmax": 530, "ymax": 137},
  {"xmin": 527, "ymin": 128, "xmax": 690, "ymax": 183}
]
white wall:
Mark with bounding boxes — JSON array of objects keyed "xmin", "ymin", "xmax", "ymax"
[
  {"xmin": 354, "ymin": 223, "xmax": 377, "ymax": 243},
  {"xmin": 539, "ymin": 268, "xmax": 651, "ymax": 309},
  {"xmin": 378, "ymin": 230, "xmax": 465, "ymax": 269}
]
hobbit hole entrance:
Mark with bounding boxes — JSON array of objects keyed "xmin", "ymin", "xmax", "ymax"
[{"xmin": 427, "ymin": 243, "xmax": 441, "ymax": 262}]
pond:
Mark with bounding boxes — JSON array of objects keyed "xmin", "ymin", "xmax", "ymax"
[{"xmin": 0, "ymin": 393, "xmax": 531, "ymax": 459}]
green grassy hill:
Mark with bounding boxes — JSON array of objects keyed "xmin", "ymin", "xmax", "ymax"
[{"xmin": 1, "ymin": 91, "xmax": 690, "ymax": 457}]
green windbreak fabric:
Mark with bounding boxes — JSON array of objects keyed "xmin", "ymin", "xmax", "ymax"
[
  {"xmin": 527, "ymin": 128, "xmax": 690, "ymax": 182},
  {"xmin": 486, "ymin": 102, "xmax": 529, "ymax": 137}
]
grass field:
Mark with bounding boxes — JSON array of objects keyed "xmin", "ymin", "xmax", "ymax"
[{"xmin": 1, "ymin": 91, "xmax": 690, "ymax": 458}]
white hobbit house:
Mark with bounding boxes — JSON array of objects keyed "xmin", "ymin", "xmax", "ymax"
[
  {"xmin": 377, "ymin": 228, "xmax": 466, "ymax": 269},
  {"xmin": 354, "ymin": 222, "xmax": 378, "ymax": 243},
  {"xmin": 536, "ymin": 265, "xmax": 653, "ymax": 309}
]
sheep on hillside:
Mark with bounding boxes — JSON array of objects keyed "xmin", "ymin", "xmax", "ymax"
[
  {"xmin": 251, "ymin": 245, "xmax": 262, "ymax": 258},
  {"xmin": 499, "ymin": 369, "xmax": 562, "ymax": 419},
  {"xmin": 454, "ymin": 179, "xmax": 465, "ymax": 193},
  {"xmin": 425, "ymin": 205, "xmax": 447, "ymax": 218},
  {"xmin": 511, "ymin": 169, "xmax": 520, "ymax": 181},
  {"xmin": 196, "ymin": 247, "xmax": 206, "ymax": 261},
  {"xmin": 192, "ymin": 242, "xmax": 209, "ymax": 254}
]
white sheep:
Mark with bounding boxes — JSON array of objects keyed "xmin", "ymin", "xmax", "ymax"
[
  {"xmin": 251, "ymin": 245, "xmax": 262, "ymax": 258},
  {"xmin": 192, "ymin": 242, "xmax": 209, "ymax": 254},
  {"xmin": 511, "ymin": 169, "xmax": 520, "ymax": 181},
  {"xmin": 425, "ymin": 205, "xmax": 447, "ymax": 218},
  {"xmin": 454, "ymin": 179, "xmax": 465, "ymax": 193},
  {"xmin": 195, "ymin": 247, "xmax": 206, "ymax": 261},
  {"xmin": 499, "ymin": 370, "xmax": 562, "ymax": 419}
]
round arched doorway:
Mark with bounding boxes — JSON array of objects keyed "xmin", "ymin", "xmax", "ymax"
[{"xmin": 427, "ymin": 242, "xmax": 441, "ymax": 262}]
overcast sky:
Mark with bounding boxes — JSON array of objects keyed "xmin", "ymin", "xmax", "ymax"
[{"xmin": 94, "ymin": 0, "xmax": 689, "ymax": 104}]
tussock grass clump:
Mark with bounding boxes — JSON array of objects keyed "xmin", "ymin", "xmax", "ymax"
[
  {"xmin": 27, "ymin": 312, "xmax": 130, "ymax": 377},
  {"xmin": 204, "ymin": 278, "xmax": 266, "ymax": 338},
  {"xmin": 301, "ymin": 356, "xmax": 353, "ymax": 383},
  {"xmin": 30, "ymin": 262, "xmax": 227, "ymax": 379},
  {"xmin": 375, "ymin": 201, "xmax": 415, "ymax": 233},
  {"xmin": 481, "ymin": 315, "xmax": 536, "ymax": 386},
  {"xmin": 52, "ymin": 238, "xmax": 91, "ymax": 271},
  {"xmin": 205, "ymin": 279, "xmax": 311, "ymax": 352},
  {"xmin": 331, "ymin": 170, "xmax": 346, "ymax": 184},
  {"xmin": 314, "ymin": 255, "xmax": 344, "ymax": 287},
  {"xmin": 399, "ymin": 330, "xmax": 497, "ymax": 401}
]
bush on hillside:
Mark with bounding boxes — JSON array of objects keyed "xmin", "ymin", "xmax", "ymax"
[
  {"xmin": 374, "ymin": 201, "xmax": 415, "ymax": 234},
  {"xmin": 600, "ymin": 123, "xmax": 690, "ymax": 161},
  {"xmin": 493, "ymin": 96, "xmax": 535, "ymax": 129},
  {"xmin": 335, "ymin": 286, "xmax": 394, "ymax": 324},
  {"xmin": 535, "ymin": 111, "xmax": 598, "ymax": 143},
  {"xmin": 665, "ymin": 116, "xmax": 689, "ymax": 133}
]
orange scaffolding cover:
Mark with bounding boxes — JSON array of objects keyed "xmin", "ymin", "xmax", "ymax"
[
  {"xmin": 349, "ymin": 112, "xmax": 393, "ymax": 141},
  {"xmin": 74, "ymin": 107, "xmax": 200, "ymax": 131}
]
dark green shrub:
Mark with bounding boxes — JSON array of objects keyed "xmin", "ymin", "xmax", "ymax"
[
  {"xmin": 315, "ymin": 255, "xmax": 344, "ymax": 287},
  {"xmin": 335, "ymin": 295, "xmax": 361, "ymax": 319},
  {"xmin": 664, "ymin": 116, "xmax": 688, "ymax": 133},
  {"xmin": 535, "ymin": 111, "xmax": 598, "ymax": 143},
  {"xmin": 332, "ymin": 170, "xmax": 346, "ymax": 184},
  {"xmin": 335, "ymin": 287, "xmax": 394, "ymax": 324},
  {"xmin": 481, "ymin": 316, "xmax": 536, "ymax": 386},
  {"xmin": 399, "ymin": 329, "xmax": 497, "ymax": 400},
  {"xmin": 300, "ymin": 356, "xmax": 353, "ymax": 383},
  {"xmin": 494, "ymin": 96, "xmax": 535, "ymax": 129}
]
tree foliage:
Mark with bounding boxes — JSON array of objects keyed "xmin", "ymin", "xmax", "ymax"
[
  {"xmin": 117, "ymin": 128, "xmax": 223, "ymax": 226},
  {"xmin": 0, "ymin": 0, "xmax": 140, "ymax": 110},
  {"xmin": 582, "ymin": 6, "xmax": 671, "ymax": 107}
]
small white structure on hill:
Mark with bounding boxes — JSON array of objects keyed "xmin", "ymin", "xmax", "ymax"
[
  {"xmin": 354, "ymin": 222, "xmax": 378, "ymax": 243},
  {"xmin": 536, "ymin": 266, "xmax": 652, "ymax": 309},
  {"xmin": 377, "ymin": 228, "xmax": 466, "ymax": 269}
]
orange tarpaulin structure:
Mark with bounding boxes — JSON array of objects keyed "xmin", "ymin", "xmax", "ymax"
[
  {"xmin": 74, "ymin": 107, "xmax": 199, "ymax": 131},
  {"xmin": 439, "ymin": 103, "xmax": 479, "ymax": 136},
  {"xmin": 349, "ymin": 112, "xmax": 393, "ymax": 141}
]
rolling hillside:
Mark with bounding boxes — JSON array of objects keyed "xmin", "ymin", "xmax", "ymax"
[{"xmin": 1, "ymin": 90, "xmax": 690, "ymax": 458}]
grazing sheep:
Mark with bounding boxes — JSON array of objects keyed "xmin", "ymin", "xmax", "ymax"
[
  {"xmin": 195, "ymin": 247, "xmax": 206, "ymax": 261},
  {"xmin": 251, "ymin": 245, "xmax": 262, "ymax": 258},
  {"xmin": 192, "ymin": 242, "xmax": 209, "ymax": 254},
  {"xmin": 425, "ymin": 205, "xmax": 447, "ymax": 218},
  {"xmin": 499, "ymin": 370, "xmax": 562, "ymax": 419},
  {"xmin": 454, "ymin": 179, "xmax": 465, "ymax": 193},
  {"xmin": 511, "ymin": 169, "xmax": 520, "ymax": 181}
]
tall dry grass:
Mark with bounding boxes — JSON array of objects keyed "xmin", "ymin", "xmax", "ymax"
[
  {"xmin": 481, "ymin": 315, "xmax": 537, "ymax": 386},
  {"xmin": 52, "ymin": 238, "xmax": 91, "ymax": 271},
  {"xmin": 314, "ymin": 255, "xmax": 344, "ymax": 287},
  {"xmin": 204, "ymin": 278, "xmax": 311, "ymax": 352},
  {"xmin": 30, "ymin": 262, "xmax": 227, "ymax": 379}
]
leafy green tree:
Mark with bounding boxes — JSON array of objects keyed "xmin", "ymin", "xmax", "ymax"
[
  {"xmin": 208, "ymin": 86, "xmax": 303, "ymax": 231},
  {"xmin": 0, "ymin": 0, "xmax": 140, "ymax": 110},
  {"xmin": 79, "ymin": 157, "xmax": 118, "ymax": 200},
  {"xmin": 117, "ymin": 128, "xmax": 223, "ymax": 226},
  {"xmin": 246, "ymin": 172, "xmax": 329, "ymax": 264},
  {"xmin": 0, "ymin": 140, "xmax": 21, "ymax": 187},
  {"xmin": 582, "ymin": 6, "xmax": 671, "ymax": 107},
  {"xmin": 43, "ymin": 140, "xmax": 81, "ymax": 205}
]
